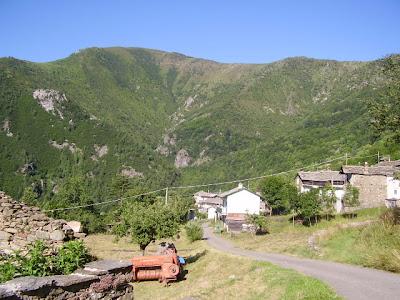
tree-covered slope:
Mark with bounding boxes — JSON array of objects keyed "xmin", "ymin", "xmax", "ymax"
[{"xmin": 0, "ymin": 47, "xmax": 395, "ymax": 201}]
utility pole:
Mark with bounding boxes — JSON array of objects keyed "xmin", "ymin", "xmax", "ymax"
[
  {"xmin": 345, "ymin": 153, "xmax": 348, "ymax": 165},
  {"xmin": 377, "ymin": 151, "xmax": 380, "ymax": 163},
  {"xmin": 165, "ymin": 187, "xmax": 168, "ymax": 205}
]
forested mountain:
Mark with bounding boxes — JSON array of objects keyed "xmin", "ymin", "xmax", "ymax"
[{"xmin": 0, "ymin": 47, "xmax": 398, "ymax": 204}]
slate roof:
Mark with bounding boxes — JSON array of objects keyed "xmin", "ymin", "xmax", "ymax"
[
  {"xmin": 297, "ymin": 171, "xmax": 346, "ymax": 182},
  {"xmin": 194, "ymin": 191, "xmax": 223, "ymax": 205},
  {"xmin": 341, "ymin": 165, "xmax": 397, "ymax": 176},
  {"xmin": 219, "ymin": 184, "xmax": 265, "ymax": 200}
]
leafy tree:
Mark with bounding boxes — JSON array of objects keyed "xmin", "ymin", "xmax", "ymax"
[
  {"xmin": 369, "ymin": 55, "xmax": 400, "ymax": 140},
  {"xmin": 259, "ymin": 176, "xmax": 298, "ymax": 214},
  {"xmin": 320, "ymin": 183, "xmax": 336, "ymax": 217},
  {"xmin": 343, "ymin": 184, "xmax": 360, "ymax": 209},
  {"xmin": 296, "ymin": 190, "xmax": 321, "ymax": 225},
  {"xmin": 114, "ymin": 200, "xmax": 180, "ymax": 254}
]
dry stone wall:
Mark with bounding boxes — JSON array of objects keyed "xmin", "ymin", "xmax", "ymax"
[
  {"xmin": 0, "ymin": 191, "xmax": 77, "ymax": 255},
  {"xmin": 0, "ymin": 259, "xmax": 134, "ymax": 300}
]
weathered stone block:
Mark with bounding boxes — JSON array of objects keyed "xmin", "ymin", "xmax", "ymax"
[
  {"xmin": 0, "ymin": 231, "xmax": 12, "ymax": 241},
  {"xmin": 50, "ymin": 230, "xmax": 65, "ymax": 241},
  {"xmin": 35, "ymin": 230, "xmax": 50, "ymax": 240}
]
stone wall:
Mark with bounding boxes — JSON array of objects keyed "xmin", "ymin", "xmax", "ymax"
[
  {"xmin": 349, "ymin": 175, "xmax": 387, "ymax": 208},
  {"xmin": 0, "ymin": 260, "xmax": 134, "ymax": 300},
  {"xmin": 0, "ymin": 191, "xmax": 77, "ymax": 255}
]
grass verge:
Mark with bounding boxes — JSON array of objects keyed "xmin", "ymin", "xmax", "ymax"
[{"xmin": 85, "ymin": 233, "xmax": 340, "ymax": 299}]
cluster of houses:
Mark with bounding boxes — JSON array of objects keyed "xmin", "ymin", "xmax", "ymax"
[{"xmin": 194, "ymin": 159, "xmax": 400, "ymax": 232}]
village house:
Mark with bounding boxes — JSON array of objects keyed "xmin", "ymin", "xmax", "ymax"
[
  {"xmin": 193, "ymin": 191, "xmax": 223, "ymax": 219},
  {"xmin": 219, "ymin": 183, "xmax": 268, "ymax": 232},
  {"xmin": 342, "ymin": 160, "xmax": 400, "ymax": 208},
  {"xmin": 295, "ymin": 171, "xmax": 347, "ymax": 212}
]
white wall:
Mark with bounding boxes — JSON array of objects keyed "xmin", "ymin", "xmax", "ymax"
[
  {"xmin": 387, "ymin": 177, "xmax": 400, "ymax": 199},
  {"xmin": 226, "ymin": 190, "xmax": 260, "ymax": 215}
]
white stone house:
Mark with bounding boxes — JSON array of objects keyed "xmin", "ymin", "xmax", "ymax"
[
  {"xmin": 193, "ymin": 191, "xmax": 223, "ymax": 219},
  {"xmin": 219, "ymin": 183, "xmax": 268, "ymax": 231},
  {"xmin": 295, "ymin": 171, "xmax": 347, "ymax": 212}
]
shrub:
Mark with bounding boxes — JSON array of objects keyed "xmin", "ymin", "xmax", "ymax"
[
  {"xmin": 0, "ymin": 260, "xmax": 16, "ymax": 283},
  {"xmin": 54, "ymin": 241, "xmax": 92, "ymax": 274},
  {"xmin": 20, "ymin": 241, "xmax": 53, "ymax": 277},
  {"xmin": 380, "ymin": 207, "xmax": 400, "ymax": 226},
  {"xmin": 0, "ymin": 240, "xmax": 93, "ymax": 283},
  {"xmin": 185, "ymin": 222, "xmax": 204, "ymax": 243},
  {"xmin": 246, "ymin": 214, "xmax": 269, "ymax": 234},
  {"xmin": 360, "ymin": 223, "xmax": 400, "ymax": 273}
]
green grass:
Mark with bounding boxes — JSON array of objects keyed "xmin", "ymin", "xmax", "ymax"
[
  {"xmin": 223, "ymin": 207, "xmax": 400, "ymax": 273},
  {"xmin": 85, "ymin": 233, "xmax": 340, "ymax": 300}
]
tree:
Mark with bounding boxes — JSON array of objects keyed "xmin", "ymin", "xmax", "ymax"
[
  {"xmin": 343, "ymin": 184, "xmax": 360, "ymax": 209},
  {"xmin": 369, "ymin": 55, "xmax": 400, "ymax": 140},
  {"xmin": 259, "ymin": 176, "xmax": 298, "ymax": 214},
  {"xmin": 114, "ymin": 200, "xmax": 180, "ymax": 254},
  {"xmin": 296, "ymin": 190, "xmax": 321, "ymax": 225},
  {"xmin": 320, "ymin": 183, "xmax": 336, "ymax": 218}
]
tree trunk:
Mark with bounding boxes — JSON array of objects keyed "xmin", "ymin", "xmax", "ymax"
[{"xmin": 140, "ymin": 243, "xmax": 149, "ymax": 256}]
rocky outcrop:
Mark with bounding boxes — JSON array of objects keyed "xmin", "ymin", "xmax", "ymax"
[
  {"xmin": 2, "ymin": 119, "xmax": 13, "ymax": 137},
  {"xmin": 0, "ymin": 192, "xmax": 77, "ymax": 255},
  {"xmin": 175, "ymin": 149, "xmax": 192, "ymax": 168},
  {"xmin": 0, "ymin": 259, "xmax": 134, "ymax": 300},
  {"xmin": 49, "ymin": 140, "xmax": 81, "ymax": 154},
  {"xmin": 91, "ymin": 144, "xmax": 108, "ymax": 160},
  {"xmin": 120, "ymin": 167, "xmax": 144, "ymax": 178},
  {"xmin": 32, "ymin": 89, "xmax": 67, "ymax": 119}
]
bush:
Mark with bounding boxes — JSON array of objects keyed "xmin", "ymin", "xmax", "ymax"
[
  {"xmin": 185, "ymin": 222, "xmax": 204, "ymax": 243},
  {"xmin": 0, "ymin": 240, "xmax": 93, "ymax": 283},
  {"xmin": 380, "ymin": 207, "xmax": 400, "ymax": 226},
  {"xmin": 360, "ymin": 223, "xmax": 400, "ymax": 273},
  {"xmin": 54, "ymin": 241, "xmax": 92, "ymax": 274},
  {"xmin": 246, "ymin": 214, "xmax": 269, "ymax": 234}
]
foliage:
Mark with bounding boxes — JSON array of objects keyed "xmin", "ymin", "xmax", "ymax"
[
  {"xmin": 185, "ymin": 221, "xmax": 204, "ymax": 243},
  {"xmin": 380, "ymin": 207, "xmax": 400, "ymax": 226},
  {"xmin": 114, "ymin": 199, "xmax": 181, "ymax": 253},
  {"xmin": 0, "ymin": 240, "xmax": 92, "ymax": 283},
  {"xmin": 246, "ymin": 214, "xmax": 269, "ymax": 234},
  {"xmin": 295, "ymin": 190, "xmax": 321, "ymax": 224},
  {"xmin": 1, "ymin": 48, "xmax": 399, "ymax": 230},
  {"xmin": 0, "ymin": 259, "xmax": 16, "ymax": 283},
  {"xmin": 54, "ymin": 240, "xmax": 92, "ymax": 274},
  {"xmin": 343, "ymin": 184, "xmax": 360, "ymax": 208},
  {"xmin": 259, "ymin": 176, "xmax": 298, "ymax": 214},
  {"xmin": 369, "ymin": 55, "xmax": 400, "ymax": 140},
  {"xmin": 20, "ymin": 186, "xmax": 38, "ymax": 205},
  {"xmin": 320, "ymin": 183, "xmax": 336, "ymax": 215}
]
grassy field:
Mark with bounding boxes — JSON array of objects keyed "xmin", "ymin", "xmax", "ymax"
[
  {"xmin": 222, "ymin": 207, "xmax": 400, "ymax": 273},
  {"xmin": 84, "ymin": 233, "xmax": 340, "ymax": 300},
  {"xmin": 224, "ymin": 207, "xmax": 385, "ymax": 257}
]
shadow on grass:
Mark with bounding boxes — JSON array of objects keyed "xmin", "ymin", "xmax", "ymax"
[{"xmin": 185, "ymin": 250, "xmax": 207, "ymax": 264}]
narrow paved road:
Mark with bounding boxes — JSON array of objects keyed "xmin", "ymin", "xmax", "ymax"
[{"xmin": 203, "ymin": 226, "xmax": 400, "ymax": 300}]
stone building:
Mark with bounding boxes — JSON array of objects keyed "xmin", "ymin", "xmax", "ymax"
[
  {"xmin": 341, "ymin": 161, "xmax": 400, "ymax": 208},
  {"xmin": 295, "ymin": 171, "xmax": 347, "ymax": 212}
]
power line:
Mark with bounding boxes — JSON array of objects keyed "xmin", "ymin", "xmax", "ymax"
[{"xmin": 43, "ymin": 152, "xmax": 378, "ymax": 212}]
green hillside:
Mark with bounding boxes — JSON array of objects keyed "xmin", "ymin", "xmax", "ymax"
[{"xmin": 0, "ymin": 47, "xmax": 397, "ymax": 205}]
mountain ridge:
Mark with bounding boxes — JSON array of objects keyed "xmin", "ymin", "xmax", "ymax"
[{"xmin": 0, "ymin": 47, "xmax": 396, "ymax": 202}]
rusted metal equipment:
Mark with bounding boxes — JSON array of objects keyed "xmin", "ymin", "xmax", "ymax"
[{"xmin": 131, "ymin": 242, "xmax": 185, "ymax": 284}]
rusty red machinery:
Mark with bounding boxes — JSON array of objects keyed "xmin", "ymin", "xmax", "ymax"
[{"xmin": 131, "ymin": 242, "xmax": 185, "ymax": 284}]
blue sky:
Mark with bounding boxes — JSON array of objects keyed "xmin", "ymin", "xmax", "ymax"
[{"xmin": 0, "ymin": 0, "xmax": 399, "ymax": 63}]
